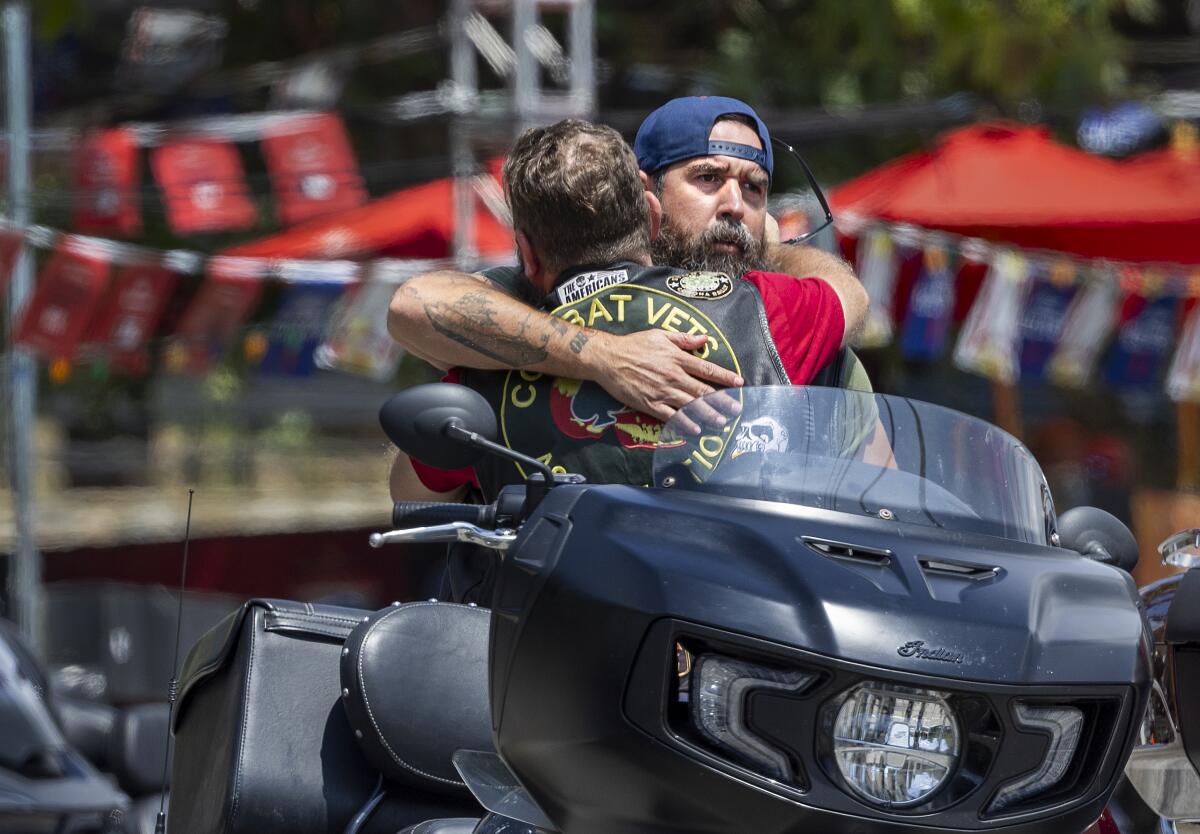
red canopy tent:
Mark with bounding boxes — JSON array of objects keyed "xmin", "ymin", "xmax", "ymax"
[
  {"xmin": 831, "ymin": 123, "xmax": 1200, "ymax": 264},
  {"xmin": 222, "ymin": 163, "xmax": 514, "ymax": 260}
]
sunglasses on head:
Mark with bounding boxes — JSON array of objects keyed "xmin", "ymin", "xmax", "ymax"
[{"xmin": 771, "ymin": 137, "xmax": 835, "ymax": 246}]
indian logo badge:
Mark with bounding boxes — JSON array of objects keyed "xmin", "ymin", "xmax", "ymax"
[
  {"xmin": 897, "ymin": 640, "xmax": 965, "ymax": 664},
  {"xmin": 666, "ymin": 271, "xmax": 733, "ymax": 300}
]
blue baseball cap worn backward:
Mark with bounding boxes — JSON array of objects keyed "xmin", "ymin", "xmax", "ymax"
[{"xmin": 634, "ymin": 96, "xmax": 774, "ymax": 182}]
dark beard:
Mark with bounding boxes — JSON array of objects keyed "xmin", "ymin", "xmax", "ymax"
[{"xmin": 652, "ymin": 215, "xmax": 767, "ymax": 277}]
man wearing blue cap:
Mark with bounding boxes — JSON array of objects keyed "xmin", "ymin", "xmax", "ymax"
[{"xmin": 388, "ymin": 96, "xmax": 867, "ymax": 429}]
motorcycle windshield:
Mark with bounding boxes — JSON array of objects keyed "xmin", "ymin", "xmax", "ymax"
[{"xmin": 652, "ymin": 386, "xmax": 1054, "ymax": 545}]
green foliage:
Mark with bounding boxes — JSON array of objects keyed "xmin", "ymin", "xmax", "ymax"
[{"xmin": 610, "ymin": 0, "xmax": 1157, "ymax": 111}]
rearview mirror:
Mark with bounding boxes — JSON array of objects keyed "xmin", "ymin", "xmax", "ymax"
[
  {"xmin": 1057, "ymin": 506, "xmax": 1139, "ymax": 573},
  {"xmin": 379, "ymin": 383, "xmax": 498, "ymax": 470}
]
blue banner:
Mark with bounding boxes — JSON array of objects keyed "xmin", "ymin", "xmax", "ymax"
[
  {"xmin": 1018, "ymin": 269, "xmax": 1078, "ymax": 381},
  {"xmin": 258, "ymin": 281, "xmax": 348, "ymax": 376},
  {"xmin": 900, "ymin": 246, "xmax": 955, "ymax": 361},
  {"xmin": 1102, "ymin": 294, "xmax": 1179, "ymax": 389}
]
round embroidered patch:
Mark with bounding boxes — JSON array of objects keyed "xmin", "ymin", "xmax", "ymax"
[{"xmin": 665, "ymin": 271, "xmax": 733, "ymax": 300}]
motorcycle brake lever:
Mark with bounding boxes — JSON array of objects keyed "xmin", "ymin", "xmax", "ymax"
[{"xmin": 369, "ymin": 521, "xmax": 517, "ymax": 551}]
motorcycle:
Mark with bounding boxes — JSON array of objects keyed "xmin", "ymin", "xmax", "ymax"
[
  {"xmin": 0, "ymin": 615, "xmax": 170, "ymax": 834},
  {"xmin": 1120, "ymin": 529, "xmax": 1200, "ymax": 833},
  {"xmin": 364, "ymin": 383, "xmax": 1153, "ymax": 834},
  {"xmin": 167, "ymin": 382, "xmax": 1173, "ymax": 834}
]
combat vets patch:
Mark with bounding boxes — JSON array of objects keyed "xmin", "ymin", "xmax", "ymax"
[{"xmin": 666, "ymin": 271, "xmax": 733, "ymax": 300}]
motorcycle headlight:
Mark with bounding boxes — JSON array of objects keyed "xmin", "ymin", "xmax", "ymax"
[
  {"xmin": 690, "ymin": 653, "xmax": 815, "ymax": 783},
  {"xmin": 987, "ymin": 703, "xmax": 1084, "ymax": 813},
  {"xmin": 833, "ymin": 683, "xmax": 960, "ymax": 808}
]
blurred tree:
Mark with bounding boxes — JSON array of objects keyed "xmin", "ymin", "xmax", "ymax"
[{"xmin": 601, "ymin": 0, "xmax": 1160, "ymax": 112}]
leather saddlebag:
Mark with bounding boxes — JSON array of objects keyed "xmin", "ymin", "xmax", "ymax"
[{"xmin": 168, "ymin": 598, "xmax": 477, "ymax": 834}]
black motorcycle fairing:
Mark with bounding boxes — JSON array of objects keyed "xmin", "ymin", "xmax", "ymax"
[
  {"xmin": 340, "ymin": 601, "xmax": 493, "ymax": 794},
  {"xmin": 488, "ymin": 484, "xmax": 1151, "ymax": 834}
]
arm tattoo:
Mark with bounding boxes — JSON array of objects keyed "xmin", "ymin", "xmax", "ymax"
[
  {"xmin": 424, "ymin": 289, "xmax": 552, "ymax": 366},
  {"xmin": 569, "ymin": 331, "xmax": 589, "ymax": 354}
]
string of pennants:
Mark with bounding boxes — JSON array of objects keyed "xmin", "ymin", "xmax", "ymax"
[
  {"xmin": 0, "ymin": 220, "xmax": 468, "ymax": 383},
  {"xmin": 68, "ymin": 110, "xmax": 367, "ymax": 237},
  {"xmin": 827, "ymin": 214, "xmax": 1200, "ymax": 403},
  {"xmin": 7, "ymin": 195, "xmax": 1200, "ymax": 400}
]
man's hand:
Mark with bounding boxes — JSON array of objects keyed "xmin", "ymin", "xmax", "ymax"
[
  {"xmin": 766, "ymin": 242, "xmax": 869, "ymax": 346},
  {"xmin": 581, "ymin": 330, "xmax": 743, "ymax": 423}
]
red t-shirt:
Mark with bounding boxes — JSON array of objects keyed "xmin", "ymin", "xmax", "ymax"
[{"xmin": 411, "ymin": 273, "xmax": 844, "ymax": 493}]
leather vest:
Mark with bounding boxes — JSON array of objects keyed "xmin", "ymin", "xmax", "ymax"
[{"xmin": 460, "ymin": 262, "xmax": 790, "ymax": 498}]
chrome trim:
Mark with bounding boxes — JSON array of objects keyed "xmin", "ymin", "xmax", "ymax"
[
  {"xmin": 369, "ymin": 523, "xmax": 516, "ymax": 551},
  {"xmin": 1158, "ymin": 528, "xmax": 1200, "ymax": 568}
]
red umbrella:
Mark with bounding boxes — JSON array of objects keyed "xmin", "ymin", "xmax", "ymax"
[
  {"xmin": 832, "ymin": 123, "xmax": 1200, "ymax": 264},
  {"xmin": 223, "ymin": 162, "xmax": 513, "ymax": 261}
]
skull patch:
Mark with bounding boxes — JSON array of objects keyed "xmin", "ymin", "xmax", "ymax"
[{"xmin": 730, "ymin": 416, "xmax": 789, "ymax": 459}]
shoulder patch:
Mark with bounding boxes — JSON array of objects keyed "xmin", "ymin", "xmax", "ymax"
[
  {"xmin": 666, "ymin": 271, "xmax": 733, "ymax": 300},
  {"xmin": 554, "ymin": 268, "xmax": 630, "ymax": 305}
]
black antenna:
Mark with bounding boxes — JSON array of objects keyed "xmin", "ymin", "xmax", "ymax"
[{"xmin": 155, "ymin": 489, "xmax": 194, "ymax": 834}]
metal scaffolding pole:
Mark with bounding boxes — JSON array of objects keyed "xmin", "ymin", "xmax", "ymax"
[{"xmin": 3, "ymin": 1, "xmax": 40, "ymax": 648}]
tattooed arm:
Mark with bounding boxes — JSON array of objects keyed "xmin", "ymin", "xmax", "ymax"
[{"xmin": 387, "ymin": 270, "xmax": 743, "ymax": 421}]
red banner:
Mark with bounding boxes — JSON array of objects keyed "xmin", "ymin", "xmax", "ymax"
[
  {"xmin": 14, "ymin": 240, "xmax": 112, "ymax": 359},
  {"xmin": 84, "ymin": 263, "xmax": 178, "ymax": 372},
  {"xmin": 74, "ymin": 128, "xmax": 142, "ymax": 236},
  {"xmin": 261, "ymin": 112, "xmax": 366, "ymax": 226},
  {"xmin": 171, "ymin": 258, "xmax": 265, "ymax": 373},
  {"xmin": 152, "ymin": 138, "xmax": 258, "ymax": 235}
]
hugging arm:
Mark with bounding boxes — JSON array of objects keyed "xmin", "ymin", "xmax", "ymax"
[
  {"xmin": 387, "ymin": 271, "xmax": 744, "ymax": 421},
  {"xmin": 765, "ymin": 243, "xmax": 868, "ymax": 345}
]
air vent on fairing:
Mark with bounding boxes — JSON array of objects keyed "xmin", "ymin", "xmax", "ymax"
[
  {"xmin": 802, "ymin": 537, "xmax": 892, "ymax": 566},
  {"xmin": 919, "ymin": 557, "xmax": 1000, "ymax": 581}
]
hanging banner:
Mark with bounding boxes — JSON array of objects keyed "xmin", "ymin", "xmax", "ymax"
[
  {"xmin": 1046, "ymin": 264, "xmax": 1122, "ymax": 388},
  {"xmin": 152, "ymin": 138, "xmax": 258, "ymax": 235},
  {"xmin": 851, "ymin": 226, "xmax": 900, "ymax": 349},
  {"xmin": 1018, "ymin": 259, "xmax": 1080, "ymax": 382},
  {"xmin": 899, "ymin": 240, "xmax": 955, "ymax": 361},
  {"xmin": 1168, "ymin": 296, "xmax": 1200, "ymax": 403},
  {"xmin": 83, "ymin": 263, "xmax": 178, "ymax": 373},
  {"xmin": 170, "ymin": 257, "xmax": 265, "ymax": 373},
  {"xmin": 953, "ymin": 250, "xmax": 1032, "ymax": 384},
  {"xmin": 315, "ymin": 260, "xmax": 423, "ymax": 380},
  {"xmin": 261, "ymin": 112, "xmax": 366, "ymax": 227},
  {"xmin": 74, "ymin": 128, "xmax": 141, "ymax": 237},
  {"xmin": 257, "ymin": 261, "xmax": 358, "ymax": 376},
  {"xmin": 1102, "ymin": 276, "xmax": 1181, "ymax": 389},
  {"xmin": 953, "ymin": 238, "xmax": 992, "ymax": 323},
  {"xmin": 14, "ymin": 238, "xmax": 112, "ymax": 360}
]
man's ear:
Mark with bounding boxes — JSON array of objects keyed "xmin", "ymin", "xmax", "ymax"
[
  {"xmin": 645, "ymin": 188, "xmax": 662, "ymax": 243},
  {"xmin": 515, "ymin": 231, "xmax": 540, "ymax": 280}
]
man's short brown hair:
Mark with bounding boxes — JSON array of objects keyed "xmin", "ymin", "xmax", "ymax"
[{"xmin": 503, "ymin": 119, "xmax": 650, "ymax": 278}]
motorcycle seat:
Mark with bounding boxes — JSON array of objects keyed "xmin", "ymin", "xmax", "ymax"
[
  {"xmin": 340, "ymin": 601, "xmax": 493, "ymax": 795},
  {"xmin": 109, "ymin": 701, "xmax": 171, "ymax": 797}
]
